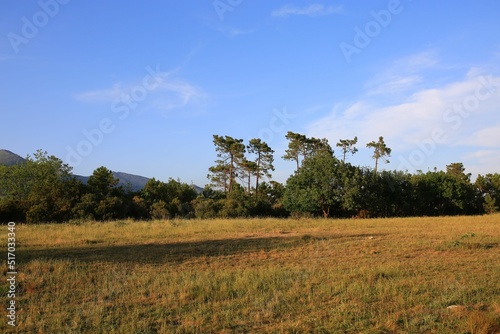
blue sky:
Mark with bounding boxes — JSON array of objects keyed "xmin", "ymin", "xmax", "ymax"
[{"xmin": 1, "ymin": 0, "xmax": 500, "ymax": 186}]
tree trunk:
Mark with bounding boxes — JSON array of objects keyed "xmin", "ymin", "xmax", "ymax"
[
  {"xmin": 229, "ymin": 153, "xmax": 235, "ymax": 193},
  {"xmin": 255, "ymin": 152, "xmax": 261, "ymax": 198},
  {"xmin": 228, "ymin": 163, "xmax": 233, "ymax": 193},
  {"xmin": 322, "ymin": 206, "xmax": 330, "ymax": 219},
  {"xmin": 255, "ymin": 175, "xmax": 259, "ymax": 198}
]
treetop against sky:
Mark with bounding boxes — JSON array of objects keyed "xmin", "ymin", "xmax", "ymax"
[{"xmin": 1, "ymin": 1, "xmax": 499, "ymax": 186}]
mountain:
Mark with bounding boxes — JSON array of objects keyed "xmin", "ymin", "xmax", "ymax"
[
  {"xmin": 75, "ymin": 172, "xmax": 150, "ymax": 192},
  {"xmin": 112, "ymin": 172, "xmax": 151, "ymax": 191},
  {"xmin": 192, "ymin": 184, "xmax": 204, "ymax": 194},
  {"xmin": 1, "ymin": 149, "xmax": 202, "ymax": 193},
  {"xmin": 0, "ymin": 149, "xmax": 25, "ymax": 166},
  {"xmin": 76, "ymin": 173, "xmax": 203, "ymax": 193}
]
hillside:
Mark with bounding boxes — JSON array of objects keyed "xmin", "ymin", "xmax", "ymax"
[
  {"xmin": 0, "ymin": 149, "xmax": 25, "ymax": 166},
  {"xmin": 75, "ymin": 172, "xmax": 150, "ymax": 192},
  {"xmin": 1, "ymin": 149, "xmax": 202, "ymax": 193}
]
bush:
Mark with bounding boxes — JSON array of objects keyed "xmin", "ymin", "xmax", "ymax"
[
  {"xmin": 150, "ymin": 200, "xmax": 170, "ymax": 220},
  {"xmin": 193, "ymin": 198, "xmax": 220, "ymax": 219},
  {"xmin": 219, "ymin": 198, "xmax": 248, "ymax": 218}
]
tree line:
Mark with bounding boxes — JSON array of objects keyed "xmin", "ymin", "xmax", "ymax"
[
  {"xmin": 0, "ymin": 132, "xmax": 499, "ymax": 223},
  {"xmin": 203, "ymin": 132, "xmax": 497, "ymax": 218}
]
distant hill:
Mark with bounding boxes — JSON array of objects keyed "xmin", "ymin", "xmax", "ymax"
[
  {"xmin": 192, "ymin": 184, "xmax": 204, "ymax": 194},
  {"xmin": 0, "ymin": 149, "xmax": 25, "ymax": 166},
  {"xmin": 75, "ymin": 172, "xmax": 150, "ymax": 192},
  {"xmin": 75, "ymin": 172, "xmax": 203, "ymax": 193},
  {"xmin": 1, "ymin": 149, "xmax": 202, "ymax": 193},
  {"xmin": 113, "ymin": 172, "xmax": 151, "ymax": 191}
]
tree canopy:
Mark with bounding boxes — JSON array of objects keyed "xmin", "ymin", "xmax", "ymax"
[
  {"xmin": 0, "ymin": 132, "xmax": 498, "ymax": 223},
  {"xmin": 366, "ymin": 136, "xmax": 391, "ymax": 173}
]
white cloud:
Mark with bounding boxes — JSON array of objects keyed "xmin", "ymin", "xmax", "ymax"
[
  {"xmin": 395, "ymin": 50, "xmax": 439, "ymax": 71},
  {"xmin": 272, "ymin": 4, "xmax": 342, "ymax": 17},
  {"xmin": 149, "ymin": 79, "xmax": 207, "ymax": 114},
  {"xmin": 463, "ymin": 149, "xmax": 500, "ymax": 176},
  {"xmin": 307, "ymin": 52, "xmax": 500, "ymax": 169},
  {"xmin": 312, "ymin": 73, "xmax": 500, "ymax": 146},
  {"xmin": 366, "ymin": 75, "xmax": 422, "ymax": 96},
  {"xmin": 465, "ymin": 124, "xmax": 500, "ymax": 148},
  {"xmin": 75, "ymin": 75, "xmax": 207, "ymax": 115},
  {"xmin": 365, "ymin": 50, "xmax": 439, "ymax": 96},
  {"xmin": 76, "ymin": 84, "xmax": 123, "ymax": 102}
]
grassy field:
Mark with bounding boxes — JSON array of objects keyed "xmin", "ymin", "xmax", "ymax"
[{"xmin": 1, "ymin": 215, "xmax": 500, "ymax": 333}]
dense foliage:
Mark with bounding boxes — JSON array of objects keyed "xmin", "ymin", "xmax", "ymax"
[{"xmin": 0, "ymin": 131, "xmax": 499, "ymax": 223}]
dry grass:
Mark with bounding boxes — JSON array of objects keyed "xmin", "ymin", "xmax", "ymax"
[{"xmin": 1, "ymin": 215, "xmax": 499, "ymax": 333}]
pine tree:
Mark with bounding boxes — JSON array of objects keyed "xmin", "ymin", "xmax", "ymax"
[{"xmin": 366, "ymin": 136, "xmax": 391, "ymax": 173}]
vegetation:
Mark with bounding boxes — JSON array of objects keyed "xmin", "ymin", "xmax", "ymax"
[
  {"xmin": 1, "ymin": 130, "xmax": 499, "ymax": 223},
  {"xmin": 1, "ymin": 136, "xmax": 499, "ymax": 332},
  {"xmin": 1, "ymin": 215, "xmax": 499, "ymax": 333},
  {"xmin": 336, "ymin": 136, "xmax": 358, "ymax": 163},
  {"xmin": 366, "ymin": 136, "xmax": 391, "ymax": 173},
  {"xmin": 283, "ymin": 149, "xmax": 344, "ymax": 218}
]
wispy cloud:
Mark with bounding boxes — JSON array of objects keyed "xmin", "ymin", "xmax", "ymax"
[
  {"xmin": 272, "ymin": 4, "xmax": 342, "ymax": 18},
  {"xmin": 307, "ymin": 52, "xmax": 500, "ymax": 170},
  {"xmin": 465, "ymin": 124, "xmax": 500, "ymax": 148},
  {"xmin": 216, "ymin": 26, "xmax": 255, "ymax": 38},
  {"xmin": 150, "ymin": 79, "xmax": 207, "ymax": 114},
  {"xmin": 75, "ymin": 75, "xmax": 207, "ymax": 115},
  {"xmin": 76, "ymin": 84, "xmax": 124, "ymax": 102},
  {"xmin": 310, "ymin": 73, "xmax": 500, "ymax": 149},
  {"xmin": 365, "ymin": 50, "xmax": 439, "ymax": 96},
  {"xmin": 463, "ymin": 149, "xmax": 500, "ymax": 176}
]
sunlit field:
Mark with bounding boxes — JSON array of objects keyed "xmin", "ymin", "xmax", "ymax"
[{"xmin": 2, "ymin": 215, "xmax": 500, "ymax": 333}]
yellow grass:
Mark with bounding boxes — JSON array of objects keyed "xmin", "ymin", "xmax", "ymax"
[{"xmin": 1, "ymin": 215, "xmax": 500, "ymax": 333}]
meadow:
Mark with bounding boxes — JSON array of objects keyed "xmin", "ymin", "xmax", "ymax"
[{"xmin": 1, "ymin": 215, "xmax": 500, "ymax": 333}]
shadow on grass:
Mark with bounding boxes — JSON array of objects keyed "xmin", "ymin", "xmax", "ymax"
[{"xmin": 19, "ymin": 233, "xmax": 386, "ymax": 265}]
